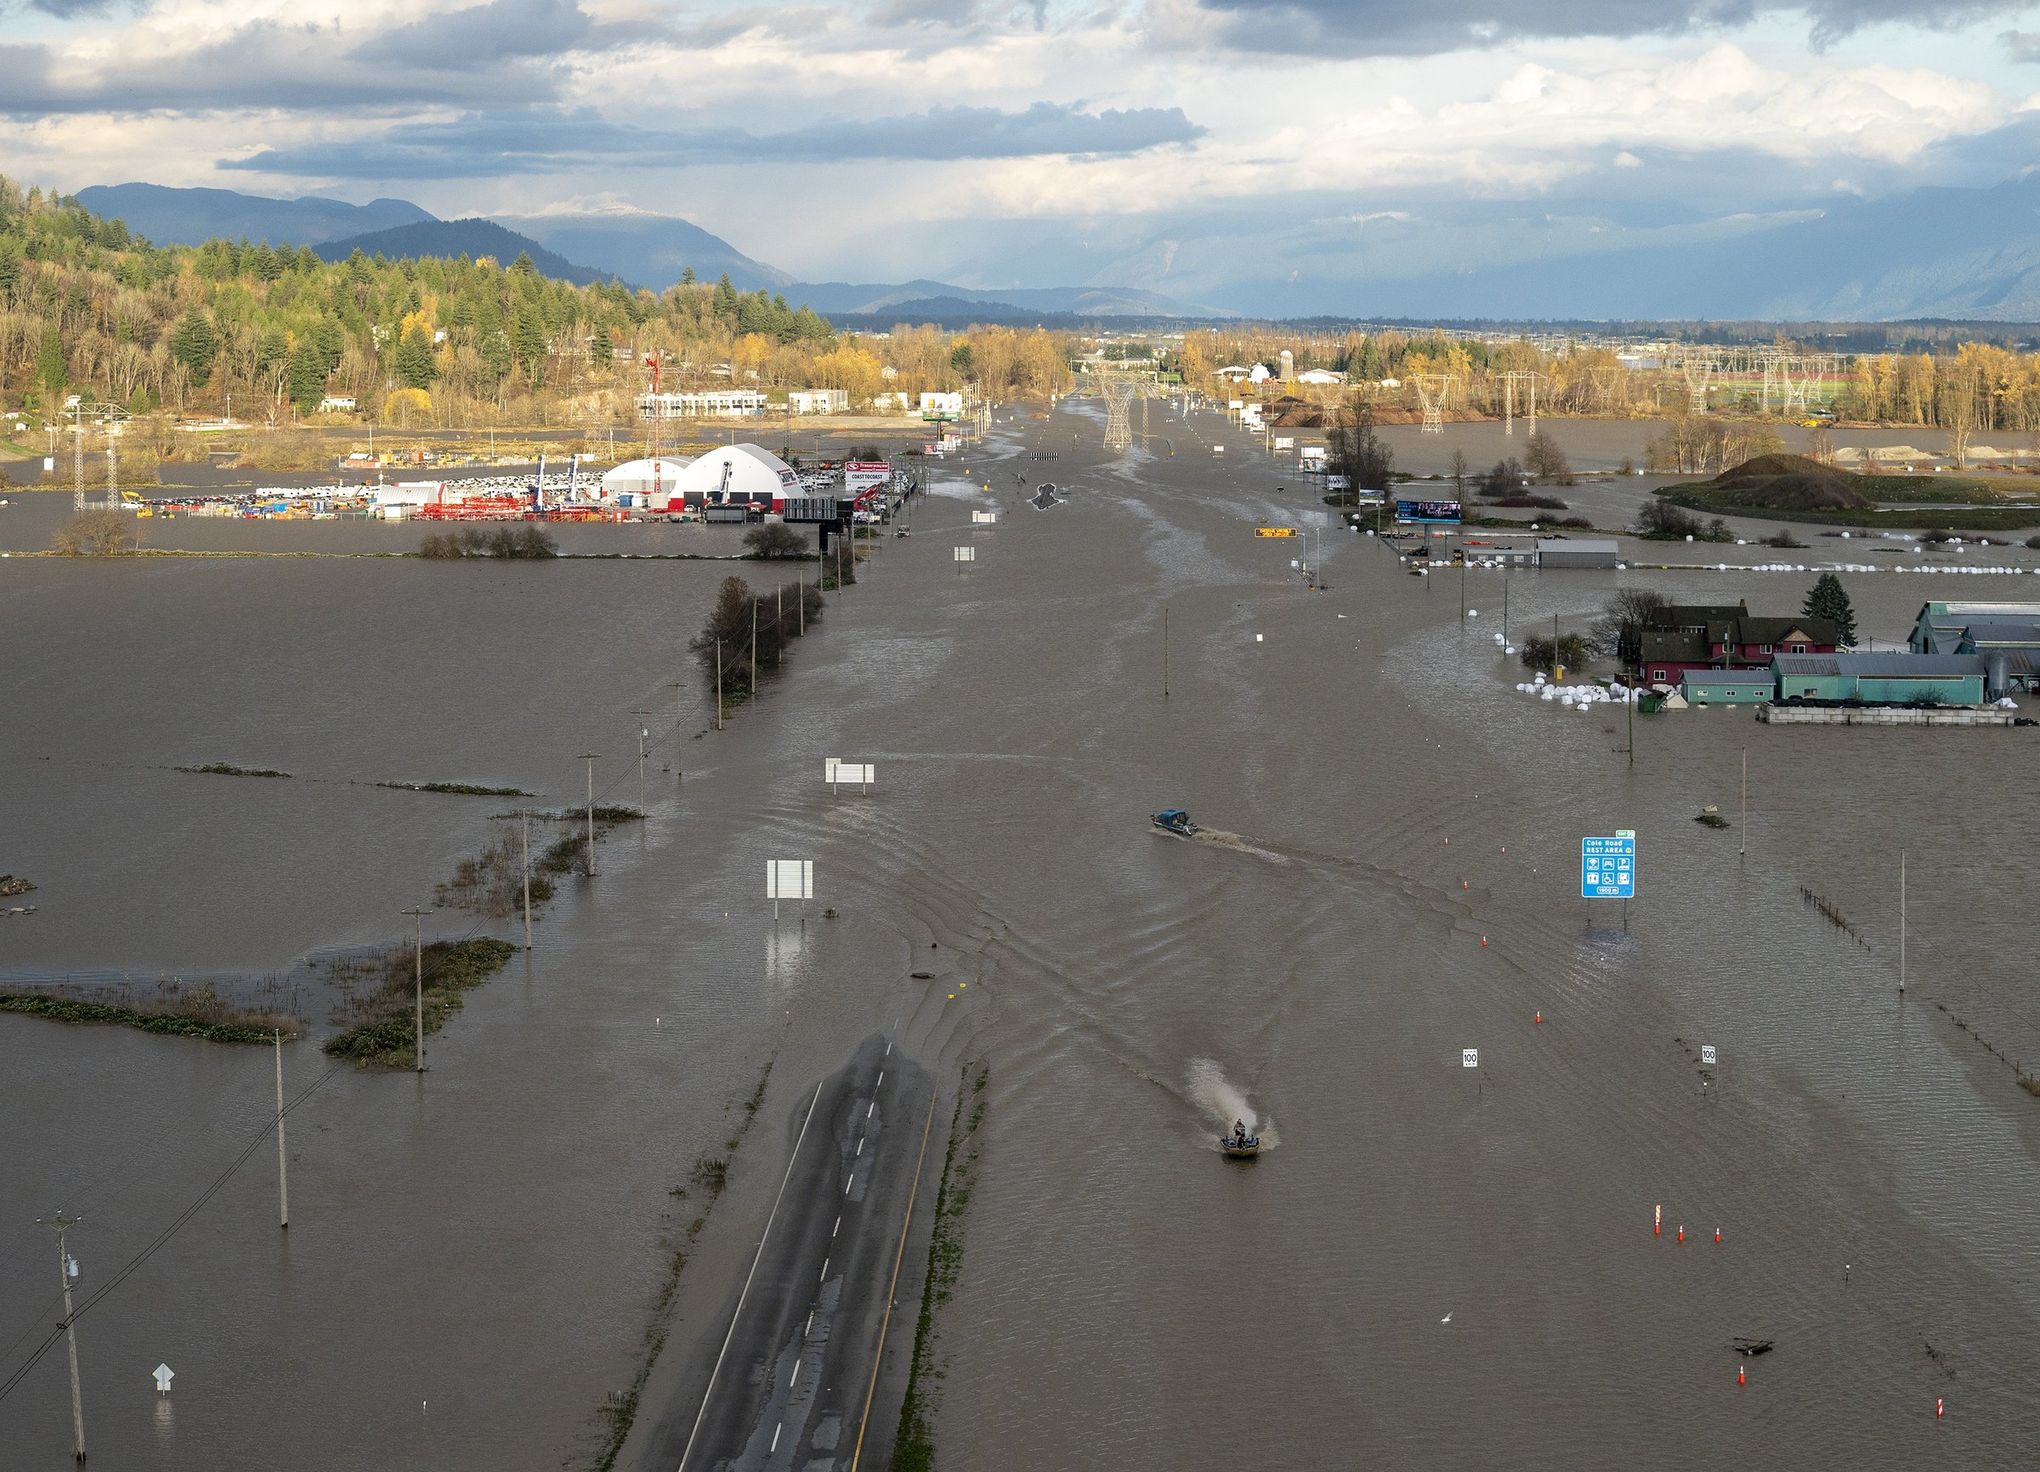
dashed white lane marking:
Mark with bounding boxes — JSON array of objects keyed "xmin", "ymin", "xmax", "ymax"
[
  {"xmin": 844, "ymin": 1173, "xmax": 854, "ymax": 1195},
  {"xmin": 876, "ymin": 1071, "xmax": 884, "ymax": 1089},
  {"xmin": 819, "ymin": 1256, "xmax": 829, "ymax": 1282},
  {"xmin": 791, "ymin": 1360, "xmax": 800, "ymax": 1386},
  {"xmin": 676, "ymin": 1082, "xmax": 824, "ymax": 1472},
  {"xmin": 832, "ymin": 1216, "xmax": 841, "ymax": 1239},
  {"xmin": 866, "ymin": 1101, "xmax": 874, "ymax": 1119},
  {"xmin": 771, "ymin": 1424, "xmax": 781, "ymax": 1453},
  {"xmin": 856, "ymin": 1137, "xmax": 864, "ymax": 1157},
  {"xmin": 805, "ymin": 1310, "xmax": 814, "ymax": 1337},
  {"xmin": 884, "ymin": 1041, "xmax": 891, "ymax": 1056}
]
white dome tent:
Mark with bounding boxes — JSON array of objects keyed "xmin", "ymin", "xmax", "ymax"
[
  {"xmin": 599, "ymin": 457, "xmax": 695, "ymax": 502},
  {"xmin": 653, "ymin": 444, "xmax": 801, "ymax": 515}
]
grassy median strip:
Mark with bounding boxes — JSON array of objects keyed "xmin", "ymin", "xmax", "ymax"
[
  {"xmin": 891, "ymin": 1059, "xmax": 988, "ymax": 1472},
  {"xmin": 374, "ymin": 780, "xmax": 536, "ymax": 797},
  {"xmin": 0, "ymin": 990, "xmax": 299, "ymax": 1044},
  {"xmin": 321, "ymin": 937, "xmax": 515, "ymax": 1066}
]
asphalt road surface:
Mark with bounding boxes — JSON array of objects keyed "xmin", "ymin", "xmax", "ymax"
[{"xmin": 639, "ymin": 1033, "xmax": 936, "ymax": 1472}]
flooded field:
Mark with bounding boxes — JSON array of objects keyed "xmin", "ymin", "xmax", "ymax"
[{"xmin": 2, "ymin": 399, "xmax": 2036, "ymax": 1467}]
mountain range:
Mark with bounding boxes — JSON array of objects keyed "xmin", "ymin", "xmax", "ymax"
[{"xmin": 70, "ymin": 177, "xmax": 2040, "ymax": 323}]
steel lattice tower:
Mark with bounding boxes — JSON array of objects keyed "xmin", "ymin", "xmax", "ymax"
[{"xmin": 1103, "ymin": 377, "xmax": 1134, "ymax": 451}]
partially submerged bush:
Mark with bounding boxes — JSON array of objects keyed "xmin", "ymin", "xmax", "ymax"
[{"xmin": 53, "ymin": 509, "xmax": 140, "ymax": 556}]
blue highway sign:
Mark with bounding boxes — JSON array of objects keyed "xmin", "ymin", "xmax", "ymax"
[{"xmin": 1580, "ymin": 832, "xmax": 1636, "ymax": 899}]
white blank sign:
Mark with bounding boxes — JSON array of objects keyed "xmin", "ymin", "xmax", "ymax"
[
  {"xmin": 1462, "ymin": 1048, "xmax": 1479, "ymax": 1068},
  {"xmin": 972, "ymin": 511, "xmax": 997, "ymax": 524},
  {"xmin": 953, "ymin": 546, "xmax": 976, "ymax": 562},
  {"xmin": 766, "ymin": 860, "xmax": 813, "ymax": 901}
]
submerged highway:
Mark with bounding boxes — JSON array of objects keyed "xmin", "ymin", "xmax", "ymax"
[{"xmin": 635, "ymin": 1034, "xmax": 936, "ymax": 1472}]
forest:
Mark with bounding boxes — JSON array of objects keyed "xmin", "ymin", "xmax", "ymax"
[
  {"xmin": 7, "ymin": 173, "xmax": 2040, "ymax": 442},
  {"xmin": 0, "ymin": 177, "xmax": 1073, "ymax": 431}
]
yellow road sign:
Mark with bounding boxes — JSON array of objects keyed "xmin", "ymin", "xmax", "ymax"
[{"xmin": 1255, "ymin": 527, "xmax": 1299, "ymax": 538}]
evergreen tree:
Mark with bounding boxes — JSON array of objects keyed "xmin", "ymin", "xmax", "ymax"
[
  {"xmin": 34, "ymin": 330, "xmax": 66, "ymax": 398},
  {"xmin": 169, "ymin": 309, "xmax": 217, "ymax": 386},
  {"xmin": 1803, "ymin": 573, "xmax": 1857, "ymax": 648},
  {"xmin": 395, "ymin": 323, "xmax": 436, "ymax": 388},
  {"xmin": 288, "ymin": 339, "xmax": 329, "ymax": 410}
]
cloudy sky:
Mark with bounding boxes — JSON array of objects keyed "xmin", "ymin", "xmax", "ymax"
[{"xmin": 7, "ymin": 0, "xmax": 2040, "ymax": 291}]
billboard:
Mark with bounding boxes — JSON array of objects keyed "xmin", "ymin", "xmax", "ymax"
[
  {"xmin": 845, "ymin": 461, "xmax": 890, "ymax": 497},
  {"xmin": 1395, "ymin": 498, "xmax": 1462, "ymax": 524},
  {"xmin": 1272, "ymin": 436, "xmax": 1295, "ymax": 450}
]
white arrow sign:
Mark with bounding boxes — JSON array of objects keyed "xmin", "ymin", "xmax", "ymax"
[{"xmin": 153, "ymin": 1363, "xmax": 174, "ymax": 1393}]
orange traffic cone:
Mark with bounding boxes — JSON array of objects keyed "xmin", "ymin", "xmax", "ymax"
[
  {"xmin": 1936, "ymin": 1397, "xmax": 1945, "ymax": 1419},
  {"xmin": 1534, "ymin": 1011, "xmax": 1544, "ymax": 1025},
  {"xmin": 1677, "ymin": 1224, "xmax": 1685, "ymax": 1243},
  {"xmin": 1714, "ymin": 1227, "xmax": 1722, "ymax": 1244},
  {"xmin": 1737, "ymin": 1364, "xmax": 1746, "ymax": 1387}
]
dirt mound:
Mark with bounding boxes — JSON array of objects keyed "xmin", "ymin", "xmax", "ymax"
[{"xmin": 1708, "ymin": 454, "xmax": 1872, "ymax": 510}]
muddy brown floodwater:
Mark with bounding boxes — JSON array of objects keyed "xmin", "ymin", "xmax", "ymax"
[{"xmin": 2, "ymin": 399, "xmax": 2036, "ymax": 1468}]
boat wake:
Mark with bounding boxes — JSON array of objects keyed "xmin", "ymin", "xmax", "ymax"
[
  {"xmin": 1189, "ymin": 829, "xmax": 1292, "ymax": 865},
  {"xmin": 1187, "ymin": 1057, "xmax": 1278, "ymax": 1150}
]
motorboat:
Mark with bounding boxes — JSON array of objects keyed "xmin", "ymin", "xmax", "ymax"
[
  {"xmin": 1221, "ymin": 1130, "xmax": 1262, "ymax": 1160},
  {"xmin": 1151, "ymin": 808, "xmax": 1200, "ymax": 837}
]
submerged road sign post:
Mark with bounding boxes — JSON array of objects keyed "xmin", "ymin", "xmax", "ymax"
[
  {"xmin": 1580, "ymin": 832, "xmax": 1637, "ymax": 897},
  {"xmin": 1581, "ymin": 829, "xmax": 1637, "ymax": 930},
  {"xmin": 767, "ymin": 859, "xmax": 813, "ymax": 921}
]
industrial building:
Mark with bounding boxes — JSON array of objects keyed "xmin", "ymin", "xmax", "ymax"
[
  {"xmin": 1534, "ymin": 538, "xmax": 1619, "ymax": 569},
  {"xmin": 636, "ymin": 389, "xmax": 766, "ymax": 419},
  {"xmin": 787, "ymin": 389, "xmax": 848, "ymax": 415},
  {"xmin": 1773, "ymin": 653, "xmax": 1988, "ymax": 706},
  {"xmin": 1908, "ymin": 600, "xmax": 2040, "ymax": 691}
]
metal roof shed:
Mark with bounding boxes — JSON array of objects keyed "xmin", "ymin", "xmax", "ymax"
[{"xmin": 1535, "ymin": 538, "xmax": 1619, "ymax": 569}]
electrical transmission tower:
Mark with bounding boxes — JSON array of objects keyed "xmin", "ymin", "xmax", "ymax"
[
  {"xmin": 1678, "ymin": 352, "xmax": 1717, "ymax": 415},
  {"xmin": 1102, "ymin": 376, "xmax": 1134, "ymax": 452},
  {"xmin": 1500, "ymin": 371, "xmax": 1540, "ymax": 436},
  {"xmin": 68, "ymin": 401, "xmax": 127, "ymax": 510},
  {"xmin": 1415, "ymin": 375, "xmax": 1454, "ymax": 435}
]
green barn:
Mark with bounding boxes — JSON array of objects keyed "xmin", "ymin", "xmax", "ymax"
[
  {"xmin": 1772, "ymin": 653, "xmax": 1986, "ymax": 706},
  {"xmin": 1680, "ymin": 669, "xmax": 1776, "ymax": 705}
]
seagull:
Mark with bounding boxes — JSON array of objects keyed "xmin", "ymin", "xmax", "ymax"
[{"xmin": 1439, "ymin": 1313, "xmax": 1452, "ymax": 1324}]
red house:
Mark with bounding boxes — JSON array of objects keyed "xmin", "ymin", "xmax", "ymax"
[{"xmin": 1638, "ymin": 601, "xmax": 1840, "ymax": 684}]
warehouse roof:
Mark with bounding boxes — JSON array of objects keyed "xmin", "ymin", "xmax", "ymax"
[{"xmin": 1775, "ymin": 653, "xmax": 1985, "ymax": 678}]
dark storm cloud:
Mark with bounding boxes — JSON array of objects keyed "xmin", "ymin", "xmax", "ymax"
[
  {"xmin": 0, "ymin": 25, "xmax": 560, "ymax": 115},
  {"xmin": 1188, "ymin": 0, "xmax": 2025, "ymax": 54},
  {"xmin": 220, "ymin": 102, "xmax": 1204, "ymax": 179}
]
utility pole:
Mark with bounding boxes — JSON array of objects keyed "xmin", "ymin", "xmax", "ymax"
[
  {"xmin": 1899, "ymin": 849, "xmax": 1907, "ymax": 995},
  {"xmin": 750, "ymin": 597, "xmax": 758, "ymax": 694},
  {"xmin": 1739, "ymin": 746, "xmax": 1747, "ymax": 856},
  {"xmin": 520, "ymin": 810, "xmax": 533, "ymax": 951},
  {"xmin": 577, "ymin": 754, "xmax": 600, "ymax": 876},
  {"xmin": 668, "ymin": 679, "xmax": 686, "ymax": 766},
  {"xmin": 40, "ymin": 1213, "xmax": 86, "ymax": 1462},
  {"xmin": 274, "ymin": 1030, "xmax": 289, "ymax": 1229},
  {"xmin": 403, "ymin": 907, "xmax": 430, "ymax": 1073},
  {"xmin": 1163, "ymin": 604, "xmax": 1170, "ymax": 699},
  {"xmin": 715, "ymin": 643, "xmax": 724, "ymax": 730},
  {"xmin": 632, "ymin": 710, "xmax": 651, "ymax": 813}
]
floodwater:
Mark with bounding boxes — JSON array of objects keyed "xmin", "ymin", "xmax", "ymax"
[{"xmin": 3, "ymin": 400, "xmax": 2038, "ymax": 1467}]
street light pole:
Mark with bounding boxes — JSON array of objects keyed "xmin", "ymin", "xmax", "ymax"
[{"xmin": 403, "ymin": 907, "xmax": 430, "ymax": 1073}]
